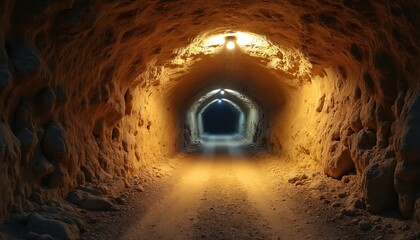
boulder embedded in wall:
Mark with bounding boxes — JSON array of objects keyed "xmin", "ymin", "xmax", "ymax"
[
  {"xmin": 356, "ymin": 128, "xmax": 376, "ymax": 150},
  {"xmin": 362, "ymin": 156, "xmax": 397, "ymax": 213},
  {"xmin": 9, "ymin": 45, "xmax": 41, "ymax": 77},
  {"xmin": 67, "ymin": 190, "xmax": 116, "ymax": 211},
  {"xmin": 360, "ymin": 99, "xmax": 377, "ymax": 129},
  {"xmin": 399, "ymin": 95, "xmax": 420, "ymax": 160},
  {"xmin": 42, "ymin": 122, "xmax": 67, "ymax": 161},
  {"xmin": 394, "ymin": 94, "xmax": 420, "ymax": 218},
  {"xmin": 324, "ymin": 147, "xmax": 354, "ymax": 179},
  {"xmin": 394, "ymin": 161, "xmax": 420, "ymax": 218}
]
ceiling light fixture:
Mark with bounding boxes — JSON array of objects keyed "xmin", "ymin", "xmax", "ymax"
[
  {"xmin": 226, "ymin": 36, "xmax": 236, "ymax": 50},
  {"xmin": 218, "ymin": 99, "xmax": 222, "ymax": 103},
  {"xmin": 220, "ymin": 89, "xmax": 225, "ymax": 95}
]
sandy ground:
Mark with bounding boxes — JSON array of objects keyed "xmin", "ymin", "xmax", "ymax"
[{"xmin": 81, "ymin": 144, "xmax": 419, "ymax": 240}]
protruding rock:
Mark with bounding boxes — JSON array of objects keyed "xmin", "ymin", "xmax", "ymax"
[
  {"xmin": 42, "ymin": 122, "xmax": 67, "ymax": 161},
  {"xmin": 325, "ymin": 147, "xmax": 354, "ymax": 179},
  {"xmin": 67, "ymin": 190, "xmax": 116, "ymax": 211},
  {"xmin": 27, "ymin": 213, "xmax": 80, "ymax": 240},
  {"xmin": 399, "ymin": 95, "xmax": 420, "ymax": 159},
  {"xmin": 362, "ymin": 158, "xmax": 397, "ymax": 213},
  {"xmin": 358, "ymin": 220, "xmax": 372, "ymax": 231}
]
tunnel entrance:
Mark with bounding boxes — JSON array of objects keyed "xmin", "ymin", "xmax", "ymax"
[
  {"xmin": 182, "ymin": 87, "xmax": 262, "ymax": 153},
  {"xmin": 202, "ymin": 100, "xmax": 239, "ymax": 134}
]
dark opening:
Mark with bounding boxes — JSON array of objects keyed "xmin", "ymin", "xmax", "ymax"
[{"xmin": 202, "ymin": 101, "xmax": 240, "ymax": 134}]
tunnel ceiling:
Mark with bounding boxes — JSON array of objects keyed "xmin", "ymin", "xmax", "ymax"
[
  {"xmin": 4, "ymin": 0, "xmax": 419, "ymax": 91},
  {"xmin": 0, "ymin": 0, "xmax": 420, "ymax": 225}
]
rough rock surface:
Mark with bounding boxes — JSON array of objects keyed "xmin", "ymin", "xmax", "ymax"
[
  {"xmin": 27, "ymin": 213, "xmax": 80, "ymax": 240},
  {"xmin": 0, "ymin": 0, "xmax": 418, "ymax": 226}
]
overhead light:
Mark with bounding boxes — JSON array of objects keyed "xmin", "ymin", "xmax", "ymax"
[
  {"xmin": 220, "ymin": 89, "xmax": 225, "ymax": 95},
  {"xmin": 226, "ymin": 36, "xmax": 236, "ymax": 50},
  {"xmin": 218, "ymin": 99, "xmax": 222, "ymax": 103}
]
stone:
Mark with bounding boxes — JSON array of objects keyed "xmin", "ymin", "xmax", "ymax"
[
  {"xmin": 67, "ymin": 190, "xmax": 116, "ymax": 211},
  {"xmin": 362, "ymin": 158, "xmax": 397, "ymax": 213},
  {"xmin": 356, "ymin": 129, "xmax": 376, "ymax": 150},
  {"xmin": 324, "ymin": 147, "xmax": 354, "ymax": 179},
  {"xmin": 360, "ymin": 99, "xmax": 377, "ymax": 129},
  {"xmin": 42, "ymin": 122, "xmax": 67, "ymax": 161},
  {"xmin": 10, "ymin": 45, "xmax": 41, "ymax": 76},
  {"xmin": 358, "ymin": 220, "xmax": 372, "ymax": 231},
  {"xmin": 27, "ymin": 213, "xmax": 80, "ymax": 240}
]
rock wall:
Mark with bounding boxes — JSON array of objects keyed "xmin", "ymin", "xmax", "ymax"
[{"xmin": 0, "ymin": 0, "xmax": 419, "ymax": 222}]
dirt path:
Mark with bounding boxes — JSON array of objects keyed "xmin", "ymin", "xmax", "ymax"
[
  {"xmin": 81, "ymin": 150, "xmax": 418, "ymax": 240},
  {"xmin": 120, "ymin": 153, "xmax": 326, "ymax": 240}
]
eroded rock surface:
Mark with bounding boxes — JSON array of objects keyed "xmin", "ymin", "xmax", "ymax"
[{"xmin": 0, "ymin": 0, "xmax": 418, "ymax": 227}]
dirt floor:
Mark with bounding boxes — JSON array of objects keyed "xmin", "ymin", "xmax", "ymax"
[{"xmin": 79, "ymin": 150, "xmax": 420, "ymax": 240}]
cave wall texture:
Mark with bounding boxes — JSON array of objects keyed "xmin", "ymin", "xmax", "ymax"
[{"xmin": 0, "ymin": 0, "xmax": 419, "ymax": 223}]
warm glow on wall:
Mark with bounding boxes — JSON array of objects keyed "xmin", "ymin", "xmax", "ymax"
[{"xmin": 169, "ymin": 30, "xmax": 313, "ymax": 80}]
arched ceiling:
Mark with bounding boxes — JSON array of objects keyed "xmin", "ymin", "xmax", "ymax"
[{"xmin": 5, "ymin": 0, "xmax": 418, "ymax": 94}]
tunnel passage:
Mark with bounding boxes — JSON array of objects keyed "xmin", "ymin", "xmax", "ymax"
[
  {"xmin": 201, "ymin": 100, "xmax": 240, "ymax": 135},
  {"xmin": 0, "ymin": 0, "xmax": 419, "ymax": 229},
  {"xmin": 181, "ymin": 86, "xmax": 264, "ymax": 151}
]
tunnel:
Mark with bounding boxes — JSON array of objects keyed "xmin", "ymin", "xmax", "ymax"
[
  {"xmin": 201, "ymin": 100, "xmax": 239, "ymax": 134},
  {"xmin": 0, "ymin": 0, "xmax": 420, "ymax": 239}
]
